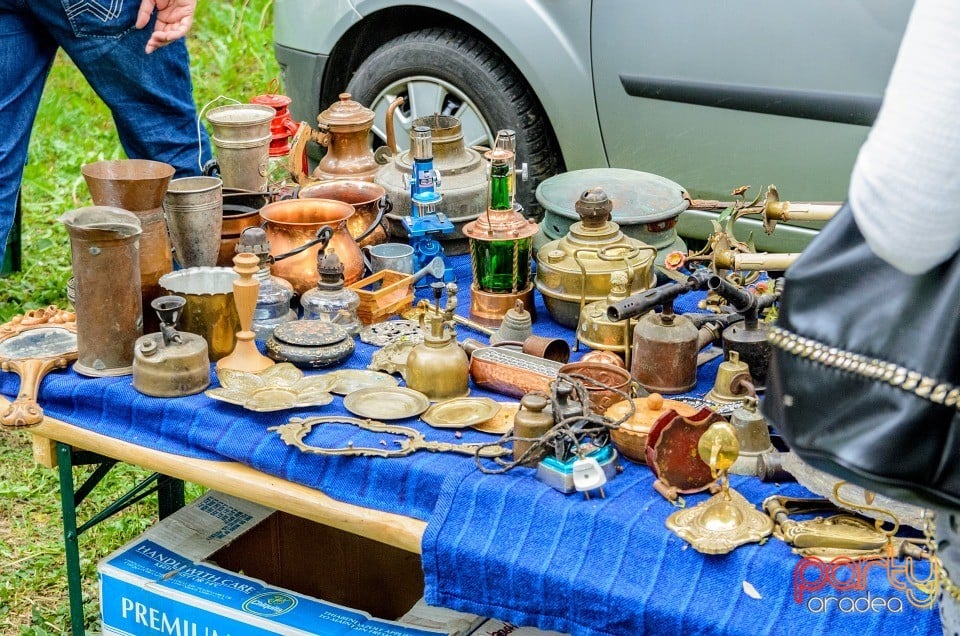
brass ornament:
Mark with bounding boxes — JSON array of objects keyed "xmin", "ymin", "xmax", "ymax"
[
  {"xmin": 205, "ymin": 363, "xmax": 336, "ymax": 412},
  {"xmin": 0, "ymin": 306, "xmax": 78, "ymax": 428},
  {"xmin": 665, "ymin": 421, "xmax": 774, "ymax": 554},
  {"xmin": 422, "ymin": 397, "xmax": 502, "ymax": 429},
  {"xmin": 342, "ymin": 386, "xmax": 430, "ymax": 420},
  {"xmin": 270, "ymin": 415, "xmax": 510, "ymax": 458}
]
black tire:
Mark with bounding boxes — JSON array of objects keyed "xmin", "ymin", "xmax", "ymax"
[{"xmin": 345, "ymin": 27, "xmax": 564, "ymax": 219}]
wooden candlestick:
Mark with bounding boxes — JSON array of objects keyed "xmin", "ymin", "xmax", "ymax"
[{"xmin": 215, "ymin": 252, "xmax": 275, "ymax": 374}]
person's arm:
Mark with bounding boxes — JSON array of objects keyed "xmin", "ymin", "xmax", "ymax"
[
  {"xmin": 848, "ymin": 0, "xmax": 960, "ymax": 275},
  {"xmin": 136, "ymin": 0, "xmax": 198, "ymax": 54}
]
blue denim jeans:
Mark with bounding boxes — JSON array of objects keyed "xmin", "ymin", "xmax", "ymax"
[{"xmin": 0, "ymin": 0, "xmax": 211, "ymax": 264}]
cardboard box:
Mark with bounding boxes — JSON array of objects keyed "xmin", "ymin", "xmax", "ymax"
[{"xmin": 99, "ymin": 491, "xmax": 442, "ymax": 635}]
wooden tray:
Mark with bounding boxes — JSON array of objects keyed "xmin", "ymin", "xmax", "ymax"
[{"xmin": 348, "ymin": 270, "xmax": 415, "ymax": 325}]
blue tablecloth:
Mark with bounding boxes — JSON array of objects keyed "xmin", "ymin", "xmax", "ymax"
[{"xmin": 1, "ymin": 254, "xmax": 939, "ymax": 636}]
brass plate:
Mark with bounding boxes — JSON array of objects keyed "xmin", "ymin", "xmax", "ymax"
[
  {"xmin": 326, "ymin": 369, "xmax": 400, "ymax": 395},
  {"xmin": 342, "ymin": 386, "xmax": 430, "ymax": 420},
  {"xmin": 472, "ymin": 402, "xmax": 521, "ymax": 434},
  {"xmin": 206, "ymin": 363, "xmax": 336, "ymax": 412},
  {"xmin": 421, "ymin": 397, "xmax": 502, "ymax": 429}
]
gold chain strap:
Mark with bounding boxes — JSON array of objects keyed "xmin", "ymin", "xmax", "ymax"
[
  {"xmin": 769, "ymin": 326, "xmax": 960, "ymax": 409},
  {"xmin": 924, "ymin": 510, "xmax": 960, "ymax": 602}
]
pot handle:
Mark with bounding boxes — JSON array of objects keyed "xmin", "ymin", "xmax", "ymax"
[
  {"xmin": 355, "ymin": 194, "xmax": 392, "ymax": 243},
  {"xmin": 287, "ymin": 122, "xmax": 315, "ymax": 186},
  {"xmin": 272, "ymin": 226, "xmax": 334, "ymax": 262}
]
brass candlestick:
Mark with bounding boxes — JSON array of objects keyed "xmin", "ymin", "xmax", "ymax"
[{"xmin": 216, "ymin": 252, "xmax": 275, "ymax": 375}]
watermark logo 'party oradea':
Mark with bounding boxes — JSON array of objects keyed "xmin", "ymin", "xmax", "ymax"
[{"xmin": 794, "ymin": 555, "xmax": 938, "ymax": 613}]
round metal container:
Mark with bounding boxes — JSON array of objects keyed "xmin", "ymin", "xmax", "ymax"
[{"xmin": 534, "ymin": 169, "xmax": 689, "ymax": 263}]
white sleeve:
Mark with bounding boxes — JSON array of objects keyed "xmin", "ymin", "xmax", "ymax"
[{"xmin": 848, "ymin": 0, "xmax": 960, "ymax": 275}]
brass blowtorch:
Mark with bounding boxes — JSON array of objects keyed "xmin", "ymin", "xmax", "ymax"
[
  {"xmin": 607, "ymin": 270, "xmax": 720, "ymax": 393},
  {"xmin": 706, "ymin": 275, "xmax": 781, "ymax": 389}
]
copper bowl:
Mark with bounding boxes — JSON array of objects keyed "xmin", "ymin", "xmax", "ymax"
[{"xmin": 557, "ymin": 361, "xmax": 637, "ymax": 414}]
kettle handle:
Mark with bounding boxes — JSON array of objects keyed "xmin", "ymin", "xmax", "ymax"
[
  {"xmin": 272, "ymin": 226, "xmax": 334, "ymax": 262},
  {"xmin": 354, "ymin": 194, "xmax": 392, "ymax": 243},
  {"xmin": 287, "ymin": 122, "xmax": 315, "ymax": 185}
]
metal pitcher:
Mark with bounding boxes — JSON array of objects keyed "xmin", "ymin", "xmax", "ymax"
[{"xmin": 60, "ymin": 206, "xmax": 143, "ymax": 377}]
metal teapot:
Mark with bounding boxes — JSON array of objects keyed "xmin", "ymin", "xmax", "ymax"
[{"xmin": 288, "ymin": 93, "xmax": 379, "ymax": 184}]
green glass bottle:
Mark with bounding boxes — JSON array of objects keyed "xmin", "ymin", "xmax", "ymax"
[
  {"xmin": 471, "ymin": 237, "xmax": 531, "ymax": 292},
  {"xmin": 488, "ymin": 157, "xmax": 512, "ymax": 211}
]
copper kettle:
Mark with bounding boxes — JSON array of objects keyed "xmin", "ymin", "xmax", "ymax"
[{"xmin": 288, "ymin": 93, "xmax": 379, "ymax": 184}]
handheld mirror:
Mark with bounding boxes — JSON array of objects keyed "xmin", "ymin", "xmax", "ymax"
[{"xmin": 0, "ymin": 307, "xmax": 78, "ymax": 428}]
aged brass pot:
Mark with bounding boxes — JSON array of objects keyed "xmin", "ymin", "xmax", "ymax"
[
  {"xmin": 535, "ymin": 187, "xmax": 656, "ymax": 328},
  {"xmin": 376, "ymin": 110, "xmax": 489, "ymax": 253},
  {"xmin": 298, "ymin": 180, "xmax": 389, "ymax": 247},
  {"xmin": 259, "ymin": 198, "xmax": 366, "ymax": 295},
  {"xmin": 159, "ymin": 267, "xmax": 240, "ymax": 362}
]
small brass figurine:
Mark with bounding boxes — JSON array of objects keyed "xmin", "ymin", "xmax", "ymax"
[{"xmin": 665, "ymin": 421, "xmax": 774, "ymax": 554}]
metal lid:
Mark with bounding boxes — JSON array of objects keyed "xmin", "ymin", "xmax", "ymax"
[
  {"xmin": 250, "ymin": 93, "xmax": 292, "ymax": 110},
  {"xmin": 536, "ymin": 169, "xmax": 689, "ymax": 224},
  {"xmin": 462, "ymin": 207, "xmax": 539, "ymax": 241},
  {"xmin": 317, "ymin": 93, "xmax": 374, "ymax": 129},
  {"xmin": 272, "ymin": 320, "xmax": 348, "ymax": 347},
  {"xmin": 316, "ymin": 249, "xmax": 345, "ymax": 290}
]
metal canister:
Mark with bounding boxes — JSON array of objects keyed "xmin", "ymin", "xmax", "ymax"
[
  {"xmin": 206, "ymin": 104, "xmax": 275, "ymax": 192},
  {"xmin": 60, "ymin": 206, "xmax": 143, "ymax": 377},
  {"xmin": 513, "ymin": 393, "xmax": 554, "ymax": 465}
]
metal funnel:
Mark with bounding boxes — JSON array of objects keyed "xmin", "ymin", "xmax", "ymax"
[{"xmin": 81, "ymin": 159, "xmax": 175, "ymax": 211}]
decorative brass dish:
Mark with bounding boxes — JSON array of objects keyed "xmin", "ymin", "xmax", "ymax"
[
  {"xmin": 326, "ymin": 369, "xmax": 400, "ymax": 395},
  {"xmin": 472, "ymin": 402, "xmax": 521, "ymax": 434},
  {"xmin": 367, "ymin": 337, "xmax": 419, "ymax": 379},
  {"xmin": 206, "ymin": 363, "xmax": 335, "ymax": 412},
  {"xmin": 342, "ymin": 386, "xmax": 430, "ymax": 420},
  {"xmin": 422, "ymin": 397, "xmax": 502, "ymax": 429}
]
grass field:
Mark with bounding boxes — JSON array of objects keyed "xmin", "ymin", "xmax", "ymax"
[{"xmin": 0, "ymin": 2, "xmax": 280, "ymax": 632}]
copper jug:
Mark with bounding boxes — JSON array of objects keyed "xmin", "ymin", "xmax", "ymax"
[
  {"xmin": 259, "ymin": 198, "xmax": 366, "ymax": 295},
  {"xmin": 81, "ymin": 159, "xmax": 174, "ymax": 333},
  {"xmin": 288, "ymin": 93, "xmax": 378, "ymax": 184}
]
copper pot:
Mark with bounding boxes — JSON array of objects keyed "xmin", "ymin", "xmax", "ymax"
[
  {"xmin": 259, "ymin": 198, "xmax": 365, "ymax": 295},
  {"xmin": 298, "ymin": 180, "xmax": 389, "ymax": 247},
  {"xmin": 217, "ymin": 188, "xmax": 270, "ymax": 266}
]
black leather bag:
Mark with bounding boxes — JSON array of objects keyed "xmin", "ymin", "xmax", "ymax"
[{"xmin": 763, "ymin": 204, "xmax": 960, "ymax": 510}]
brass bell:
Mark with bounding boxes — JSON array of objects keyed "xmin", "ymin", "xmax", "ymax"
[
  {"xmin": 705, "ymin": 350, "xmax": 754, "ymax": 403},
  {"xmin": 728, "ymin": 397, "xmax": 774, "ymax": 476},
  {"xmin": 489, "ymin": 300, "xmax": 533, "ymax": 345}
]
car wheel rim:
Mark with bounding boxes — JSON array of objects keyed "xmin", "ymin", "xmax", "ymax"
[{"xmin": 369, "ymin": 75, "xmax": 495, "ymax": 151}]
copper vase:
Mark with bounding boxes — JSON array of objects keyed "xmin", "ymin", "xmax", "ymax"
[{"xmin": 81, "ymin": 159, "xmax": 175, "ymax": 333}]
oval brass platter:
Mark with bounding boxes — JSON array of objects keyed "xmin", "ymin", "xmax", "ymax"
[
  {"xmin": 326, "ymin": 369, "xmax": 400, "ymax": 395},
  {"xmin": 421, "ymin": 397, "xmax": 502, "ymax": 429},
  {"xmin": 342, "ymin": 386, "xmax": 430, "ymax": 420}
]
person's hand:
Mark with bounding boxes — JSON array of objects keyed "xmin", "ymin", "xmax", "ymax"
[{"xmin": 136, "ymin": 0, "xmax": 198, "ymax": 54}]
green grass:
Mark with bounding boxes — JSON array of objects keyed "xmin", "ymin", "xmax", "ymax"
[{"xmin": 0, "ymin": 1, "xmax": 280, "ymax": 631}]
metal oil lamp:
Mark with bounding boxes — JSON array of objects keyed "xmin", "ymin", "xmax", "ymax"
[
  {"xmin": 288, "ymin": 93, "xmax": 379, "ymax": 184},
  {"xmin": 576, "ymin": 270, "xmax": 634, "ymax": 368},
  {"xmin": 405, "ymin": 282, "xmax": 470, "ymax": 400},
  {"xmin": 535, "ymin": 187, "xmax": 656, "ymax": 328},
  {"xmin": 133, "ymin": 295, "xmax": 210, "ymax": 397},
  {"xmin": 462, "ymin": 148, "xmax": 539, "ymax": 326},
  {"xmin": 300, "ymin": 248, "xmax": 362, "ymax": 336}
]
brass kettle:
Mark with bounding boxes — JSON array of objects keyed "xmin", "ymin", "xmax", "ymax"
[{"xmin": 288, "ymin": 93, "xmax": 379, "ymax": 184}]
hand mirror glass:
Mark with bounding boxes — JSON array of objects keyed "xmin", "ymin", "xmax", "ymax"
[{"xmin": 0, "ymin": 307, "xmax": 77, "ymax": 428}]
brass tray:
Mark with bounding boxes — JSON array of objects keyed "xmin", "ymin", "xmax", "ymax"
[
  {"xmin": 472, "ymin": 401, "xmax": 521, "ymax": 434},
  {"xmin": 326, "ymin": 369, "xmax": 400, "ymax": 395},
  {"xmin": 421, "ymin": 397, "xmax": 502, "ymax": 429},
  {"xmin": 206, "ymin": 363, "xmax": 336, "ymax": 412},
  {"xmin": 342, "ymin": 386, "xmax": 430, "ymax": 420}
]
